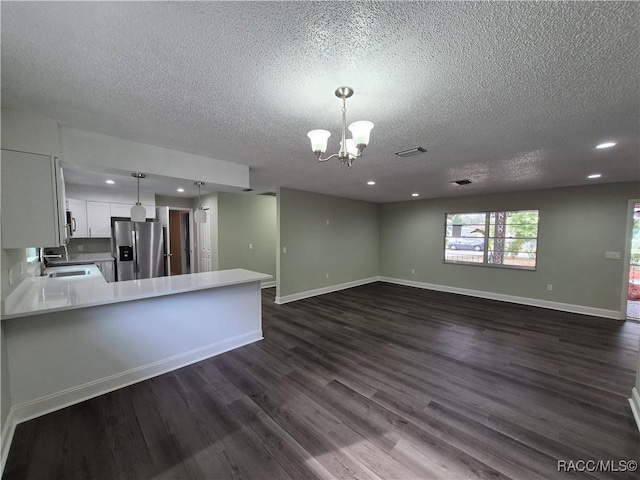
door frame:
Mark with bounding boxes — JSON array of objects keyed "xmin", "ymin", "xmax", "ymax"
[
  {"xmin": 168, "ymin": 207, "xmax": 195, "ymax": 275},
  {"xmin": 621, "ymin": 199, "xmax": 640, "ymax": 319}
]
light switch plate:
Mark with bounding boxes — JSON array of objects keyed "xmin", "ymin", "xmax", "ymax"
[{"xmin": 605, "ymin": 251, "xmax": 621, "ymax": 260}]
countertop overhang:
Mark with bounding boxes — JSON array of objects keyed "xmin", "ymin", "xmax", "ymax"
[{"xmin": 1, "ymin": 267, "xmax": 272, "ymax": 320}]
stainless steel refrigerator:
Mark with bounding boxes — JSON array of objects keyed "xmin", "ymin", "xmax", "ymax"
[{"xmin": 113, "ymin": 221, "xmax": 166, "ymax": 281}]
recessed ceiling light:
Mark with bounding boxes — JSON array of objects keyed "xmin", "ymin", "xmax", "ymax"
[
  {"xmin": 367, "ymin": 180, "xmax": 376, "ymax": 185},
  {"xmin": 587, "ymin": 174, "xmax": 602, "ymax": 179},
  {"xmin": 411, "ymin": 193, "xmax": 419, "ymax": 197},
  {"xmin": 177, "ymin": 188, "xmax": 185, "ymax": 192},
  {"xmin": 105, "ymin": 180, "xmax": 115, "ymax": 184},
  {"xmin": 596, "ymin": 142, "xmax": 616, "ymax": 149}
]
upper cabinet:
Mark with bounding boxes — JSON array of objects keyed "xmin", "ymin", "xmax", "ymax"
[
  {"xmin": 1, "ymin": 149, "xmax": 67, "ymax": 248},
  {"xmin": 1, "ymin": 110, "xmax": 67, "ymax": 248},
  {"xmin": 67, "ymin": 198, "xmax": 88, "ymax": 237},
  {"xmin": 86, "ymin": 201, "xmax": 112, "ymax": 238}
]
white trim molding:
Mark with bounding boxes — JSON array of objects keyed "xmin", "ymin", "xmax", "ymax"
[
  {"xmin": 630, "ymin": 388, "xmax": 640, "ymax": 433},
  {"xmin": 379, "ymin": 277, "xmax": 621, "ymax": 319},
  {"xmin": 0, "ymin": 407, "xmax": 16, "ymax": 475},
  {"xmin": 261, "ymin": 280, "xmax": 277, "ymax": 289},
  {"xmin": 275, "ymin": 277, "xmax": 378, "ymax": 304},
  {"xmin": 9, "ymin": 330, "xmax": 262, "ymax": 428}
]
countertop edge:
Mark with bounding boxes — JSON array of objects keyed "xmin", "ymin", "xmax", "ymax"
[{"xmin": 2, "ymin": 269, "xmax": 273, "ymax": 321}]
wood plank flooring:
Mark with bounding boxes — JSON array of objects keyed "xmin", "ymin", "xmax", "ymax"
[{"xmin": 4, "ymin": 283, "xmax": 640, "ymax": 479}]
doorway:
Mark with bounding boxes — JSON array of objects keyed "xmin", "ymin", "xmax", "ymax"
[
  {"xmin": 168, "ymin": 209, "xmax": 193, "ymax": 275},
  {"xmin": 625, "ymin": 201, "xmax": 640, "ymax": 320}
]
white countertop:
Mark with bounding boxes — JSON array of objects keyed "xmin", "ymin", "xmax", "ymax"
[{"xmin": 2, "ymin": 267, "xmax": 272, "ymax": 320}]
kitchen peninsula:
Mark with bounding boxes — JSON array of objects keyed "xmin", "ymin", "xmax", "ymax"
[{"xmin": 1, "ymin": 267, "xmax": 271, "ymax": 428}]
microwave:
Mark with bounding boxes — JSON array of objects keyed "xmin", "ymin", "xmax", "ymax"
[{"xmin": 65, "ymin": 210, "xmax": 74, "ymax": 238}]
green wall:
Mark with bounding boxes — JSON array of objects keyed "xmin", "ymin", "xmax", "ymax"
[
  {"xmin": 380, "ymin": 182, "xmax": 639, "ymax": 312},
  {"xmin": 217, "ymin": 192, "xmax": 276, "ymax": 280},
  {"xmin": 277, "ymin": 188, "xmax": 379, "ymax": 299}
]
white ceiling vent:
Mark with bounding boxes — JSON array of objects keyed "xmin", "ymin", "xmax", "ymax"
[{"xmin": 395, "ymin": 147, "xmax": 427, "ymax": 158}]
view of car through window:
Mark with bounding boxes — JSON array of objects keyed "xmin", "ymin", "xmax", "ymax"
[{"xmin": 444, "ymin": 210, "xmax": 539, "ymax": 269}]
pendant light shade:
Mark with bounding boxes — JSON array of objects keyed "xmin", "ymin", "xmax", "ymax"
[
  {"xmin": 194, "ymin": 181, "xmax": 206, "ymax": 224},
  {"xmin": 130, "ymin": 173, "xmax": 146, "ymax": 222},
  {"xmin": 194, "ymin": 208, "xmax": 206, "ymax": 224}
]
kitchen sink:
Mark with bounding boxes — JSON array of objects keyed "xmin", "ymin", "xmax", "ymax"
[{"xmin": 48, "ymin": 270, "xmax": 90, "ymax": 278}]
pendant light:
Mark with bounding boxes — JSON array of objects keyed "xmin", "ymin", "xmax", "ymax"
[
  {"xmin": 307, "ymin": 86, "xmax": 374, "ymax": 168},
  {"xmin": 130, "ymin": 173, "xmax": 146, "ymax": 222},
  {"xmin": 194, "ymin": 181, "xmax": 206, "ymax": 223}
]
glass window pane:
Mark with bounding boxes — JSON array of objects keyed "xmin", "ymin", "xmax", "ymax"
[{"xmin": 446, "ymin": 210, "xmax": 538, "ymax": 270}]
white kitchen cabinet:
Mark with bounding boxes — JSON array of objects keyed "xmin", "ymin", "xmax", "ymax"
[
  {"xmin": 110, "ymin": 202, "xmax": 156, "ymax": 220},
  {"xmin": 94, "ymin": 260, "xmax": 115, "ymax": 282},
  {"xmin": 67, "ymin": 198, "xmax": 88, "ymax": 238},
  {"xmin": 1, "ymin": 149, "xmax": 67, "ymax": 248},
  {"xmin": 86, "ymin": 201, "xmax": 112, "ymax": 238},
  {"xmin": 110, "ymin": 202, "xmax": 131, "ymax": 219}
]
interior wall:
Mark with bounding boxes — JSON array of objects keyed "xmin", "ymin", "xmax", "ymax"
[
  {"xmin": 1, "ymin": 325, "xmax": 10, "ymax": 441},
  {"xmin": 59, "ymin": 126, "xmax": 249, "ymax": 189},
  {"xmin": 217, "ymin": 192, "xmax": 276, "ymax": 280},
  {"xmin": 155, "ymin": 195, "xmax": 196, "ymax": 210},
  {"xmin": 277, "ymin": 187, "xmax": 379, "ymax": 299},
  {"xmin": 379, "ymin": 182, "xmax": 639, "ymax": 313},
  {"xmin": 64, "ymin": 238, "xmax": 112, "ymax": 254}
]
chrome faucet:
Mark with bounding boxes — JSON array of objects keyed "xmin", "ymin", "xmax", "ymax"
[{"xmin": 39, "ymin": 247, "xmax": 63, "ymax": 276}]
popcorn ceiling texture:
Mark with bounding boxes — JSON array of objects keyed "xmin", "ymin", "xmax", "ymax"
[{"xmin": 1, "ymin": 1, "xmax": 638, "ymax": 202}]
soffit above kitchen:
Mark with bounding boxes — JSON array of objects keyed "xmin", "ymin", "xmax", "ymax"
[{"xmin": 1, "ymin": 1, "xmax": 638, "ymax": 203}]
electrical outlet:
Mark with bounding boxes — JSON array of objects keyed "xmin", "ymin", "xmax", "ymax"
[
  {"xmin": 411, "ymin": 269, "xmax": 416, "ymax": 275},
  {"xmin": 605, "ymin": 251, "xmax": 621, "ymax": 260},
  {"xmin": 326, "ymin": 273, "xmax": 330, "ymax": 279},
  {"xmin": 282, "ymin": 246, "xmax": 287, "ymax": 254},
  {"xmin": 249, "ymin": 243, "xmax": 253, "ymax": 250},
  {"xmin": 78, "ymin": 245, "xmax": 84, "ymax": 252},
  {"xmin": 547, "ymin": 284, "xmax": 553, "ymax": 291},
  {"xmin": 326, "ymin": 219, "xmax": 330, "ymax": 225},
  {"xmin": 8, "ymin": 269, "xmax": 13, "ymax": 285}
]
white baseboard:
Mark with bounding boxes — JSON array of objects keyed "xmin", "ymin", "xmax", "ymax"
[
  {"xmin": 0, "ymin": 407, "xmax": 16, "ymax": 476},
  {"xmin": 261, "ymin": 280, "xmax": 277, "ymax": 289},
  {"xmin": 379, "ymin": 277, "xmax": 621, "ymax": 319},
  {"xmin": 275, "ymin": 277, "xmax": 378, "ymax": 304},
  {"xmin": 630, "ymin": 387, "xmax": 640, "ymax": 433},
  {"xmin": 10, "ymin": 330, "xmax": 263, "ymax": 427}
]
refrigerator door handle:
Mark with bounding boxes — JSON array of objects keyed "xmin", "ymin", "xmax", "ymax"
[{"xmin": 132, "ymin": 228, "xmax": 139, "ymax": 276}]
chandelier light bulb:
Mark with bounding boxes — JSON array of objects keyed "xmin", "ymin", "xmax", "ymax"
[
  {"xmin": 348, "ymin": 121, "xmax": 374, "ymax": 147},
  {"xmin": 341, "ymin": 139, "xmax": 359, "ymax": 157},
  {"xmin": 307, "ymin": 130, "xmax": 331, "ymax": 154}
]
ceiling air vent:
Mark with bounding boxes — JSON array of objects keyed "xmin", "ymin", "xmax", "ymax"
[
  {"xmin": 242, "ymin": 188, "xmax": 254, "ymax": 192},
  {"xmin": 395, "ymin": 147, "xmax": 427, "ymax": 158},
  {"xmin": 451, "ymin": 179, "xmax": 473, "ymax": 186},
  {"xmin": 259, "ymin": 192, "xmax": 276, "ymax": 197}
]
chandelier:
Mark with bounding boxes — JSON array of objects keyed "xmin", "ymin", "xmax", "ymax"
[{"xmin": 307, "ymin": 87, "xmax": 374, "ymax": 167}]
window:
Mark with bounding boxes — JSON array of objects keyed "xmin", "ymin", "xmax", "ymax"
[
  {"xmin": 26, "ymin": 247, "xmax": 39, "ymax": 263},
  {"xmin": 444, "ymin": 210, "xmax": 539, "ymax": 270}
]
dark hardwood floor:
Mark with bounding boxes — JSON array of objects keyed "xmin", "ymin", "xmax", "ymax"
[{"xmin": 4, "ymin": 283, "xmax": 640, "ymax": 479}]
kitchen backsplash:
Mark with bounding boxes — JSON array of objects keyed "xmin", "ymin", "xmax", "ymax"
[{"xmin": 47, "ymin": 238, "xmax": 111, "ymax": 255}]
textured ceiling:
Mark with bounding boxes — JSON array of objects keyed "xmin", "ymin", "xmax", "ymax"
[{"xmin": 2, "ymin": 1, "xmax": 638, "ymax": 203}]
